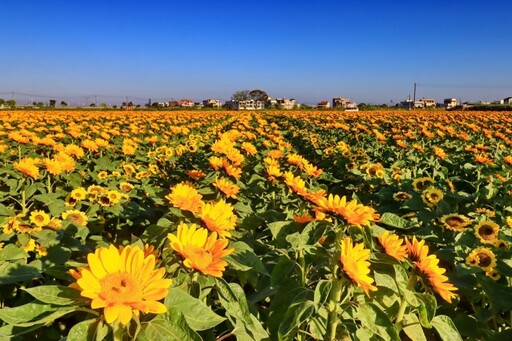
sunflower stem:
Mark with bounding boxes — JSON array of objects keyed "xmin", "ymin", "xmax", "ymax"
[
  {"xmin": 112, "ymin": 321, "xmax": 125, "ymax": 341},
  {"xmin": 395, "ymin": 274, "xmax": 417, "ymax": 324},
  {"xmin": 325, "ymin": 278, "xmax": 343, "ymax": 341},
  {"xmin": 298, "ymin": 248, "xmax": 306, "ymax": 286}
]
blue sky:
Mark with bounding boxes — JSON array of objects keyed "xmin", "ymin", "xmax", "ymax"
[{"xmin": 1, "ymin": 0, "xmax": 511, "ymax": 105}]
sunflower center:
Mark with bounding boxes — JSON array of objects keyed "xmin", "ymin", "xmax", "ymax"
[
  {"xmin": 479, "ymin": 225, "xmax": 496, "ymax": 240},
  {"xmin": 99, "ymin": 272, "xmax": 143, "ymax": 305},
  {"xmin": 445, "ymin": 217, "xmax": 463, "ymax": 227},
  {"xmin": 478, "ymin": 254, "xmax": 492, "ymax": 267},
  {"xmin": 35, "ymin": 215, "xmax": 45, "ymax": 223}
]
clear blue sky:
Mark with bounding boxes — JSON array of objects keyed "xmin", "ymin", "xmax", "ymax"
[{"xmin": 1, "ymin": 0, "xmax": 511, "ymax": 105}]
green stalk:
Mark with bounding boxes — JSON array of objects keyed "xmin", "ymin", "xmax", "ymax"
[
  {"xmin": 298, "ymin": 248, "xmax": 306, "ymax": 286},
  {"xmin": 395, "ymin": 274, "xmax": 417, "ymax": 324},
  {"xmin": 325, "ymin": 278, "xmax": 343, "ymax": 341},
  {"xmin": 112, "ymin": 321, "xmax": 125, "ymax": 341}
]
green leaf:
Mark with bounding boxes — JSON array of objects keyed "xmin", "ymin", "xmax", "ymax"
[
  {"xmin": 267, "ymin": 221, "xmax": 295, "ymax": 240},
  {"xmin": 271, "ymin": 256, "xmax": 297, "ymax": 287},
  {"xmin": 23, "ymin": 285, "xmax": 87, "ymax": 306},
  {"xmin": 0, "ymin": 203, "xmax": 15, "ymax": 216},
  {"xmin": 313, "ymin": 280, "xmax": 332, "ymax": 306},
  {"xmin": 357, "ymin": 303, "xmax": 400, "ymax": 341},
  {"xmin": 402, "ymin": 314, "xmax": 426, "ymax": 341},
  {"xmin": 431, "ymin": 315, "xmax": 462, "ymax": 341},
  {"xmin": 379, "ymin": 212, "xmax": 412, "ymax": 229},
  {"xmin": 66, "ymin": 318, "xmax": 97, "ymax": 341},
  {"xmin": 278, "ymin": 300, "xmax": 315, "ymax": 341},
  {"xmin": 165, "ymin": 287, "xmax": 225, "ymax": 331},
  {"xmin": 480, "ymin": 277, "xmax": 512, "ymax": 311},
  {"xmin": 215, "ymin": 278, "xmax": 252, "ymax": 323},
  {"xmin": 415, "ymin": 293, "xmax": 437, "ymax": 328},
  {"xmin": 144, "ymin": 310, "xmax": 201, "ymax": 341},
  {"xmin": 224, "ymin": 241, "xmax": 269, "ymax": 276},
  {"xmin": 0, "ymin": 301, "xmax": 76, "ymax": 327},
  {"xmin": 0, "ymin": 244, "xmax": 28, "ymax": 261},
  {"xmin": 0, "ymin": 324, "xmax": 43, "ymax": 339},
  {"xmin": 0, "ymin": 261, "xmax": 43, "ymax": 284}
]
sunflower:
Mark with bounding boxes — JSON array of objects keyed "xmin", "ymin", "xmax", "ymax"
[
  {"xmin": 465, "ymin": 246, "xmax": 496, "ymax": 271},
  {"xmin": 45, "ymin": 218, "xmax": 63, "ymax": 230},
  {"xmin": 421, "ymin": 187, "xmax": 444, "ymax": 208},
  {"xmin": 70, "ymin": 244, "xmax": 172, "ymax": 325},
  {"xmin": 474, "ymin": 220, "xmax": 500, "ymax": 244},
  {"xmin": 339, "ymin": 237, "xmax": 377, "ymax": 295},
  {"xmin": 167, "ymin": 223, "xmax": 234, "ymax": 277},
  {"xmin": 283, "ymin": 171, "xmax": 307, "ymax": 196},
  {"xmin": 485, "ymin": 268, "xmax": 500, "ymax": 281},
  {"xmin": 412, "ymin": 177, "xmax": 435, "ymax": 191},
  {"xmin": 64, "ymin": 144, "xmax": 85, "ymax": 159},
  {"xmin": 70, "ymin": 187, "xmax": 88, "ymax": 201},
  {"xmin": 241, "ymin": 142, "xmax": 257, "ymax": 155},
  {"xmin": 165, "ymin": 182, "xmax": 203, "ymax": 213},
  {"xmin": 439, "ymin": 214, "xmax": 471, "ymax": 232},
  {"xmin": 316, "ymin": 194, "xmax": 377, "ymax": 227},
  {"xmin": 393, "ymin": 192, "xmax": 412, "ymax": 201},
  {"xmin": 378, "ymin": 231, "xmax": 407, "ymax": 261},
  {"xmin": 97, "ymin": 171, "xmax": 109, "ymax": 180},
  {"xmin": 62, "ymin": 210, "xmax": 88, "ymax": 226},
  {"xmin": 119, "ymin": 182, "xmax": 134, "ymax": 192},
  {"xmin": 199, "ymin": 200, "xmax": 237, "ymax": 238},
  {"xmin": 54, "ymin": 152, "xmax": 76, "ymax": 172},
  {"xmin": 187, "ymin": 170, "xmax": 206, "ymax": 180},
  {"xmin": 87, "ymin": 185, "xmax": 105, "ymax": 201},
  {"xmin": 29, "ymin": 210, "xmax": 51, "ymax": 227},
  {"xmin": 208, "ymin": 156, "xmax": 224, "ymax": 171},
  {"xmin": 41, "ymin": 158, "xmax": 63, "ymax": 176},
  {"xmin": 406, "ymin": 237, "xmax": 458, "ymax": 303},
  {"xmin": 223, "ymin": 161, "xmax": 242, "ymax": 180},
  {"xmin": 13, "ymin": 158, "xmax": 40, "ymax": 179},
  {"xmin": 214, "ymin": 177, "xmax": 240, "ymax": 199}
]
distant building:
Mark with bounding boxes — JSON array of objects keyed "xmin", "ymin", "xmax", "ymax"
[
  {"xmin": 401, "ymin": 99, "xmax": 414, "ymax": 109},
  {"xmin": 444, "ymin": 98, "xmax": 458, "ymax": 110},
  {"xmin": 178, "ymin": 99, "xmax": 194, "ymax": 107},
  {"xmin": 276, "ymin": 98, "xmax": 296, "ymax": 109},
  {"xmin": 225, "ymin": 99, "xmax": 264, "ymax": 110},
  {"xmin": 203, "ymin": 99, "xmax": 221, "ymax": 108},
  {"xmin": 414, "ymin": 98, "xmax": 436, "ymax": 108},
  {"xmin": 332, "ymin": 97, "xmax": 358, "ymax": 111},
  {"xmin": 332, "ymin": 98, "xmax": 350, "ymax": 108},
  {"xmin": 317, "ymin": 100, "xmax": 331, "ymax": 109},
  {"xmin": 500, "ymin": 97, "xmax": 512, "ymax": 105}
]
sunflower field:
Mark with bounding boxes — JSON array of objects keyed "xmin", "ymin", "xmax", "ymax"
[{"xmin": 0, "ymin": 110, "xmax": 511, "ymax": 341}]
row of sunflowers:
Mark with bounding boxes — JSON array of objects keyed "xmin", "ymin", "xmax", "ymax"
[{"xmin": 0, "ymin": 110, "xmax": 510, "ymax": 340}]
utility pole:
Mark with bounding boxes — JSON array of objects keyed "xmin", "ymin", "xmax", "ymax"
[{"xmin": 413, "ymin": 83, "xmax": 417, "ymax": 106}]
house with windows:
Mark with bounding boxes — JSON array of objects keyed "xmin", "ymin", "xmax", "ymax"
[
  {"xmin": 276, "ymin": 98, "xmax": 296, "ymax": 109},
  {"xmin": 499, "ymin": 97, "xmax": 512, "ymax": 105},
  {"xmin": 203, "ymin": 99, "xmax": 221, "ymax": 108},
  {"xmin": 178, "ymin": 99, "xmax": 194, "ymax": 108},
  {"xmin": 317, "ymin": 100, "xmax": 331, "ymax": 109},
  {"xmin": 225, "ymin": 99, "xmax": 265, "ymax": 110}
]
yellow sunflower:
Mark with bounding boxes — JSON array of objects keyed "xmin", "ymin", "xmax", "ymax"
[
  {"xmin": 474, "ymin": 220, "xmax": 500, "ymax": 244},
  {"xmin": 421, "ymin": 187, "xmax": 444, "ymax": 208},
  {"xmin": 214, "ymin": 177, "xmax": 240, "ymax": 199},
  {"xmin": 167, "ymin": 223, "xmax": 234, "ymax": 277},
  {"xmin": 70, "ymin": 187, "xmax": 88, "ymax": 201},
  {"xmin": 13, "ymin": 158, "xmax": 40, "ymax": 179},
  {"xmin": 62, "ymin": 210, "xmax": 88, "ymax": 226},
  {"xmin": 412, "ymin": 177, "xmax": 435, "ymax": 191},
  {"xmin": 465, "ymin": 246, "xmax": 496, "ymax": 271},
  {"xmin": 393, "ymin": 192, "xmax": 412, "ymax": 201},
  {"xmin": 378, "ymin": 231, "xmax": 408, "ymax": 261},
  {"xmin": 70, "ymin": 244, "xmax": 172, "ymax": 325},
  {"xmin": 165, "ymin": 182, "xmax": 203, "ymax": 213},
  {"xmin": 199, "ymin": 200, "xmax": 237, "ymax": 238},
  {"xmin": 339, "ymin": 237, "xmax": 377, "ymax": 295},
  {"xmin": 406, "ymin": 237, "xmax": 458, "ymax": 303},
  {"xmin": 29, "ymin": 210, "xmax": 51, "ymax": 227},
  {"xmin": 439, "ymin": 214, "xmax": 471, "ymax": 232}
]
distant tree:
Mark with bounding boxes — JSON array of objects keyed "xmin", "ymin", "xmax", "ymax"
[
  {"xmin": 36, "ymin": 102, "xmax": 44, "ymax": 108},
  {"xmin": 151, "ymin": 102, "xmax": 160, "ymax": 108},
  {"xmin": 135, "ymin": 104, "xmax": 141, "ymax": 108},
  {"xmin": 101, "ymin": 102, "xmax": 108, "ymax": 108},
  {"xmin": 60, "ymin": 101, "xmax": 68, "ymax": 107},
  {"xmin": 231, "ymin": 90, "xmax": 250, "ymax": 101},
  {"xmin": 0, "ymin": 99, "xmax": 5, "ymax": 105},
  {"xmin": 90, "ymin": 103, "xmax": 96, "ymax": 107},
  {"xmin": 112, "ymin": 105, "xmax": 118, "ymax": 109},
  {"xmin": 6, "ymin": 99, "xmax": 16, "ymax": 108},
  {"xmin": 248, "ymin": 89, "xmax": 269, "ymax": 102},
  {"xmin": 127, "ymin": 101, "xmax": 134, "ymax": 107},
  {"xmin": 49, "ymin": 99, "xmax": 56, "ymax": 108}
]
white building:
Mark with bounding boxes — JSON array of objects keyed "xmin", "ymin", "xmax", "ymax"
[
  {"xmin": 276, "ymin": 98, "xmax": 296, "ymax": 110},
  {"xmin": 203, "ymin": 99, "xmax": 221, "ymax": 108},
  {"xmin": 225, "ymin": 99, "xmax": 264, "ymax": 110},
  {"xmin": 443, "ymin": 98, "xmax": 458, "ymax": 110}
]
